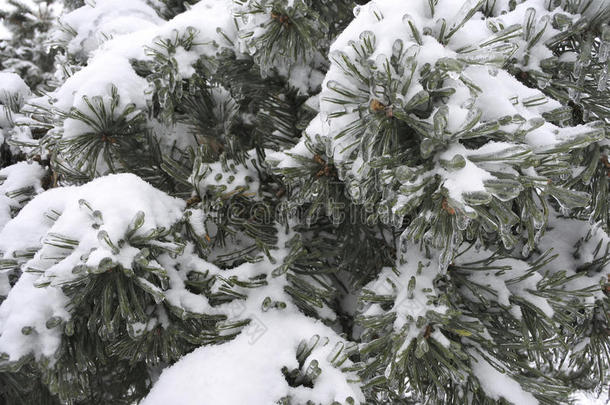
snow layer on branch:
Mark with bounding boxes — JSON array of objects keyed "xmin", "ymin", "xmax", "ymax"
[
  {"xmin": 0, "ymin": 72, "xmax": 31, "ymax": 104},
  {"xmin": 456, "ymin": 249, "xmax": 555, "ymax": 320},
  {"xmin": 53, "ymin": 57, "xmax": 150, "ymax": 116},
  {"xmin": 138, "ymin": 222, "xmax": 354, "ymax": 403},
  {"xmin": 0, "ymin": 161, "xmax": 46, "ymax": 231},
  {"xmin": 232, "ymin": 0, "xmax": 327, "ymax": 94},
  {"xmin": 55, "ymin": 0, "xmax": 163, "ymax": 59},
  {"xmin": 362, "ymin": 243, "xmax": 448, "ymax": 348},
  {"xmin": 311, "ymin": 0, "xmax": 602, "ymax": 209},
  {"xmin": 538, "ymin": 210, "xmax": 610, "ymax": 300},
  {"xmin": 0, "ymin": 173, "xmax": 184, "ymax": 263},
  {"xmin": 142, "ymin": 311, "xmax": 364, "ymax": 405},
  {"xmin": 0, "ymin": 173, "xmax": 184, "ymax": 361},
  {"xmin": 190, "ymin": 150, "xmax": 261, "ymax": 198},
  {"xmin": 39, "ymin": 0, "xmax": 237, "ymax": 137},
  {"xmin": 470, "ymin": 350, "xmax": 538, "ymax": 405},
  {"xmin": 0, "ymin": 271, "xmax": 69, "ymax": 361}
]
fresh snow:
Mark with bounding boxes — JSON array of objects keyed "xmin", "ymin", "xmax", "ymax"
[
  {"xmin": 55, "ymin": 0, "xmax": 163, "ymax": 59},
  {"xmin": 470, "ymin": 350, "xmax": 539, "ymax": 405},
  {"xmin": 35, "ymin": 0, "xmax": 237, "ymax": 141},
  {"xmin": 0, "ymin": 161, "xmax": 47, "ymax": 230},
  {"xmin": 0, "ymin": 173, "xmax": 185, "ymax": 361},
  {"xmin": 0, "ymin": 72, "xmax": 30, "ymax": 104},
  {"xmin": 142, "ymin": 312, "xmax": 364, "ymax": 405},
  {"xmin": 313, "ymin": 0, "xmax": 599, "ymax": 210},
  {"xmin": 0, "ymin": 0, "xmax": 607, "ymax": 403}
]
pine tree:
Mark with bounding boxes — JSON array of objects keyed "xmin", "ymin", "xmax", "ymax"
[
  {"xmin": 0, "ymin": 0, "xmax": 608, "ymax": 404},
  {"xmin": 0, "ymin": 0, "xmax": 58, "ymax": 91}
]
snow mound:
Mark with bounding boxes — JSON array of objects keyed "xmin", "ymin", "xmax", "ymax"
[
  {"xmin": 310, "ymin": 0, "xmax": 604, "ymax": 211},
  {"xmin": 142, "ymin": 312, "xmax": 364, "ymax": 405},
  {"xmin": 41, "ymin": 0, "xmax": 236, "ymax": 118},
  {"xmin": 56, "ymin": 0, "xmax": 163, "ymax": 60},
  {"xmin": 0, "ymin": 161, "xmax": 47, "ymax": 232},
  {"xmin": 0, "ymin": 72, "xmax": 31, "ymax": 104},
  {"xmin": 0, "ymin": 173, "xmax": 185, "ymax": 361}
]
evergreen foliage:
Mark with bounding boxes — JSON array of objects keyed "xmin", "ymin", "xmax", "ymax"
[
  {"xmin": 0, "ymin": 0, "xmax": 608, "ymax": 404},
  {"xmin": 0, "ymin": 0, "xmax": 57, "ymax": 91}
]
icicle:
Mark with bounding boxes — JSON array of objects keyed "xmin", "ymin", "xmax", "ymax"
[
  {"xmin": 438, "ymin": 246, "xmax": 452, "ymax": 271},
  {"xmin": 568, "ymin": 86, "xmax": 580, "ymax": 102},
  {"xmin": 573, "ymin": 59, "xmax": 583, "ymax": 77},
  {"xmin": 598, "ymin": 63, "xmax": 608, "ymax": 91},
  {"xmin": 598, "ymin": 25, "xmax": 610, "ymax": 92},
  {"xmin": 367, "ymin": 3, "xmax": 384, "ymax": 21},
  {"xmin": 570, "ymin": 35, "xmax": 593, "ymax": 102},
  {"xmin": 500, "ymin": 226, "xmax": 515, "ymax": 250},
  {"xmin": 348, "ymin": 181, "xmax": 363, "ymax": 204},
  {"xmin": 399, "ymin": 231, "xmax": 409, "ymax": 254},
  {"xmin": 532, "ymin": 210, "xmax": 545, "ymax": 230},
  {"xmin": 358, "ymin": 30, "xmax": 376, "ymax": 53},
  {"xmin": 537, "ymin": 77, "xmax": 549, "ymax": 88},
  {"xmin": 521, "ymin": 243, "xmax": 531, "ymax": 258},
  {"xmin": 422, "ymin": 227, "xmax": 434, "ymax": 246},
  {"xmin": 391, "ymin": 213, "xmax": 404, "ymax": 228},
  {"xmin": 403, "ymin": 14, "xmax": 422, "ymax": 45},
  {"xmin": 523, "ymin": 8, "xmax": 536, "ymax": 43},
  {"xmin": 448, "ymin": 0, "xmax": 483, "ymax": 38},
  {"xmin": 392, "ymin": 39, "xmax": 404, "ymax": 60},
  {"xmin": 598, "ymin": 24, "xmax": 610, "ymax": 63},
  {"xmin": 451, "ymin": 225, "xmax": 463, "ymax": 247},
  {"xmin": 455, "ymin": 211, "xmax": 470, "ymax": 231}
]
